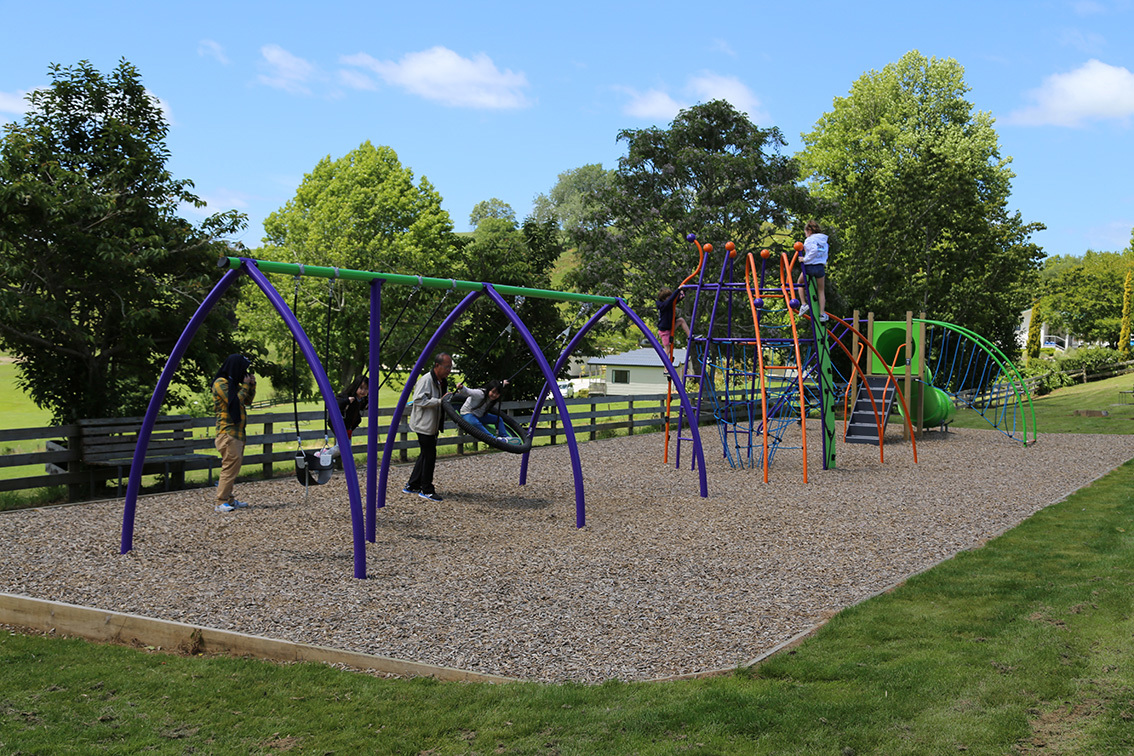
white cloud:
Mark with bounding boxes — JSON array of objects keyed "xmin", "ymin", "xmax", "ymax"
[
  {"xmin": 1008, "ymin": 59, "xmax": 1134, "ymax": 126},
  {"xmin": 0, "ymin": 89, "xmax": 33, "ymax": 116},
  {"xmin": 710, "ymin": 38, "xmax": 737, "ymax": 58},
  {"xmin": 687, "ymin": 72, "xmax": 769, "ymax": 123},
  {"xmin": 257, "ymin": 44, "xmax": 316, "ymax": 95},
  {"xmin": 198, "ymin": 39, "xmax": 229, "ymax": 65},
  {"xmin": 337, "ymin": 68, "xmax": 376, "ymax": 91},
  {"xmin": 617, "ymin": 72, "xmax": 769, "ymax": 124},
  {"xmin": 148, "ymin": 91, "xmax": 174, "ymax": 126},
  {"xmin": 618, "ymin": 86, "xmax": 685, "ymax": 120},
  {"xmin": 1057, "ymin": 27, "xmax": 1107, "ymax": 54},
  {"xmin": 340, "ymin": 47, "xmax": 530, "ymax": 109},
  {"xmin": 1071, "ymin": 0, "xmax": 1106, "ymax": 15}
]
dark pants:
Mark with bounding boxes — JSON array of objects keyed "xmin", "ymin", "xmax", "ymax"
[{"xmin": 407, "ymin": 433, "xmax": 438, "ymax": 494}]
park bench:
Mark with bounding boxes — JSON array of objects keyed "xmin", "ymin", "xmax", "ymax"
[
  {"xmin": 1120, "ymin": 386, "xmax": 1134, "ymax": 404},
  {"xmin": 78, "ymin": 416, "xmax": 214, "ymax": 497}
]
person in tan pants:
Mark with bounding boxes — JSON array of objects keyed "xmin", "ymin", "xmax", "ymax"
[{"xmin": 212, "ymin": 354, "xmax": 256, "ymax": 512}]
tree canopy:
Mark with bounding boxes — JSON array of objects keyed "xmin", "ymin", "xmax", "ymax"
[
  {"xmin": 531, "ymin": 164, "xmax": 614, "ymax": 234},
  {"xmin": 1040, "ymin": 250, "xmax": 1131, "ymax": 349},
  {"xmin": 469, "ymin": 198, "xmax": 516, "ymax": 228},
  {"xmin": 567, "ymin": 100, "xmax": 813, "ymax": 309},
  {"xmin": 449, "ymin": 217, "xmax": 577, "ymax": 399},
  {"xmin": 798, "ymin": 50, "xmax": 1043, "ymax": 354},
  {"xmin": 0, "ymin": 60, "xmax": 249, "ymax": 423},
  {"xmin": 256, "ymin": 141, "xmax": 460, "ymax": 391}
]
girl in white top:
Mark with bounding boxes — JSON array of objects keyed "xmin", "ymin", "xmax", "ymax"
[
  {"xmin": 452, "ymin": 378, "xmax": 512, "ymax": 440},
  {"xmin": 797, "ymin": 219, "xmax": 830, "ymax": 322}
]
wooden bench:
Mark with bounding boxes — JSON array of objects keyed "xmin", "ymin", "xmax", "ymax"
[
  {"xmin": 78, "ymin": 416, "xmax": 214, "ymax": 496},
  {"xmin": 1120, "ymin": 389, "xmax": 1134, "ymax": 404}
]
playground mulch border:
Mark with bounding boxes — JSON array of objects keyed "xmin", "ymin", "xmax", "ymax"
[{"xmin": 2, "ymin": 426, "xmax": 1132, "ymax": 684}]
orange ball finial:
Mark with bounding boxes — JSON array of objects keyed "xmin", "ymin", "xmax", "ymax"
[
  {"xmin": 793, "ymin": 241, "xmax": 804, "ymax": 252},
  {"xmin": 703, "ymin": 243, "xmax": 713, "ymax": 253},
  {"xmin": 760, "ymin": 249, "xmax": 771, "ymax": 259},
  {"xmin": 725, "ymin": 241, "xmax": 735, "ymax": 251}
]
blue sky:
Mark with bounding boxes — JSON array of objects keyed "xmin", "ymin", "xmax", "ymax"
[{"xmin": 3, "ymin": 0, "xmax": 1133, "ymax": 260}]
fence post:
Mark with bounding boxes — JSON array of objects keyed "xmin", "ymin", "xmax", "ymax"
[
  {"xmin": 263, "ymin": 421, "xmax": 273, "ymax": 479},
  {"xmin": 628, "ymin": 399, "xmax": 635, "ymax": 435},
  {"xmin": 399, "ymin": 424, "xmax": 408, "ymax": 462},
  {"xmin": 590, "ymin": 396, "xmax": 597, "ymax": 441}
]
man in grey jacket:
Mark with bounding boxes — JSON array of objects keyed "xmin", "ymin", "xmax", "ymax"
[{"xmin": 404, "ymin": 352, "xmax": 452, "ymax": 501}]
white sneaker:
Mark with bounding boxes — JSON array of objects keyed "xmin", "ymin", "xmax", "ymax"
[
  {"xmin": 231, "ymin": 500, "xmax": 249, "ymax": 509},
  {"xmin": 215, "ymin": 502, "xmax": 235, "ymax": 513},
  {"xmin": 819, "ymin": 312, "xmax": 829, "ymax": 322},
  {"xmin": 798, "ymin": 303, "xmax": 810, "ymax": 316}
]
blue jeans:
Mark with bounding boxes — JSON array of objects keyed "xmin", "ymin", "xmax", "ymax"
[{"xmin": 463, "ymin": 412, "xmax": 504, "ymax": 437}]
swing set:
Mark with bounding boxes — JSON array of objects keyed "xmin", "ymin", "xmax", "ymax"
[{"xmin": 119, "ymin": 257, "xmax": 708, "ymax": 579}]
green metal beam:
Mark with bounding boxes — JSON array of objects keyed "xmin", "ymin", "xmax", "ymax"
[{"xmin": 219, "ymin": 256, "xmax": 620, "ymax": 305}]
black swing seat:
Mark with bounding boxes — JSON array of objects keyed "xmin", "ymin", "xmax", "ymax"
[
  {"xmin": 295, "ymin": 448, "xmax": 334, "ymax": 485},
  {"xmin": 442, "ymin": 399, "xmax": 533, "ymax": 454}
]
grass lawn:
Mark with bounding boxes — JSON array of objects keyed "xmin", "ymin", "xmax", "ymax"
[
  {"xmin": 3, "ymin": 373, "xmax": 1134, "ymax": 752},
  {"xmin": 950, "ymin": 371, "xmax": 1134, "ymax": 435}
]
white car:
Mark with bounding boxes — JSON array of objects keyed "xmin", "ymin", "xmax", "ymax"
[{"xmin": 546, "ymin": 380, "xmax": 574, "ymax": 399}]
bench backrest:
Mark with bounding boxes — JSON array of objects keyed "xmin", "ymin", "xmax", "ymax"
[{"xmin": 78, "ymin": 416, "xmax": 196, "ymax": 464}]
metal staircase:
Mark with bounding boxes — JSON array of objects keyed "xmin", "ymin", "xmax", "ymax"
[{"xmin": 844, "ymin": 375, "xmax": 897, "ymax": 445}]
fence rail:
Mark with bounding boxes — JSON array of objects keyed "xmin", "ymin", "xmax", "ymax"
[{"xmin": 0, "ymin": 394, "xmax": 679, "ymax": 501}]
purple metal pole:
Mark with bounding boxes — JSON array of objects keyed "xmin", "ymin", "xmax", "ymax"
[
  {"xmin": 366, "ymin": 279, "xmax": 382, "ymax": 541},
  {"xmin": 241, "ymin": 260, "xmax": 369, "ymax": 579},
  {"xmin": 519, "ymin": 304, "xmax": 614, "ymax": 486},
  {"xmin": 618, "ymin": 300, "xmax": 709, "ymax": 498},
  {"xmin": 120, "ymin": 268, "xmax": 241, "ymax": 554},
  {"xmin": 376, "ymin": 289, "xmax": 482, "ymax": 517},
  {"xmin": 480, "ymin": 285, "xmax": 588, "ymax": 528}
]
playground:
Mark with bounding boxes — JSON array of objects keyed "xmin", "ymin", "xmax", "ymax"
[{"xmin": 2, "ymin": 425, "xmax": 1131, "ymax": 684}]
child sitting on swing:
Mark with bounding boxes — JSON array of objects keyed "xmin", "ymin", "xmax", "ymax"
[{"xmin": 452, "ymin": 378, "xmax": 515, "ymax": 442}]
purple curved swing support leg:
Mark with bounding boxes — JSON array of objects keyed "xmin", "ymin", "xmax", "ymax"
[
  {"xmin": 121, "ymin": 268, "xmax": 242, "ymax": 555},
  {"xmin": 618, "ymin": 300, "xmax": 709, "ymax": 498},
  {"xmin": 375, "ymin": 289, "xmax": 482, "ymax": 531},
  {"xmin": 519, "ymin": 303, "xmax": 614, "ymax": 487},
  {"xmin": 479, "ymin": 285, "xmax": 588, "ymax": 528},
  {"xmin": 366, "ymin": 279, "xmax": 382, "ymax": 541},
  {"xmin": 241, "ymin": 261, "xmax": 368, "ymax": 578}
]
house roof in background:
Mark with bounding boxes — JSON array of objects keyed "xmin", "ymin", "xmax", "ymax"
[{"xmin": 588, "ymin": 348, "xmax": 685, "ymax": 368}]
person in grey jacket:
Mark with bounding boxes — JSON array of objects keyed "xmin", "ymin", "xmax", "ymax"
[{"xmin": 403, "ymin": 352, "xmax": 452, "ymax": 501}]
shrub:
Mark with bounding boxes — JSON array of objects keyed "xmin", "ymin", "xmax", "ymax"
[{"xmin": 1057, "ymin": 346, "xmax": 1123, "ymax": 377}]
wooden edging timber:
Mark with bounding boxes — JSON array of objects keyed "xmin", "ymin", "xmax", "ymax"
[{"xmin": 0, "ymin": 593, "xmax": 519, "ymax": 684}]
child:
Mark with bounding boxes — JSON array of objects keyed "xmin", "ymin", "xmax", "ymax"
[
  {"xmin": 452, "ymin": 378, "xmax": 514, "ymax": 441},
  {"xmin": 796, "ymin": 220, "xmax": 829, "ymax": 322},
  {"xmin": 656, "ymin": 286, "xmax": 692, "ymax": 349},
  {"xmin": 328, "ymin": 375, "xmax": 369, "ymax": 462},
  {"xmin": 212, "ymin": 354, "xmax": 256, "ymax": 512}
]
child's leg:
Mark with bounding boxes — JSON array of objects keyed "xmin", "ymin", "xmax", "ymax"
[
  {"xmin": 462, "ymin": 413, "xmax": 491, "ymax": 436},
  {"xmin": 817, "ymin": 276, "xmax": 826, "ymax": 314},
  {"xmin": 677, "ymin": 317, "xmax": 691, "ymax": 339}
]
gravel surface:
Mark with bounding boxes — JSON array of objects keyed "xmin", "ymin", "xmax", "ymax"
[{"xmin": 2, "ymin": 427, "xmax": 1132, "ymax": 684}]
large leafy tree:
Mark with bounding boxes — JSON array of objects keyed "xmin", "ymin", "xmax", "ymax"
[
  {"xmin": 531, "ymin": 164, "xmax": 614, "ymax": 234},
  {"xmin": 450, "ymin": 217, "xmax": 576, "ymax": 399},
  {"xmin": 798, "ymin": 50, "xmax": 1043, "ymax": 353},
  {"xmin": 0, "ymin": 60, "xmax": 249, "ymax": 423},
  {"xmin": 256, "ymin": 142, "xmax": 460, "ymax": 391},
  {"xmin": 567, "ymin": 100, "xmax": 814, "ymax": 309},
  {"xmin": 1040, "ymin": 250, "xmax": 1128, "ymax": 348}
]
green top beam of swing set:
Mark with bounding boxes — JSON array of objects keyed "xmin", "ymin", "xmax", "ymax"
[{"xmin": 220, "ymin": 256, "xmax": 620, "ymax": 305}]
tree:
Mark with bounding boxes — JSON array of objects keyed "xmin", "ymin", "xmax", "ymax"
[
  {"xmin": 258, "ymin": 142, "xmax": 460, "ymax": 390},
  {"xmin": 0, "ymin": 60, "xmax": 249, "ymax": 423},
  {"xmin": 531, "ymin": 164, "xmax": 614, "ymax": 234},
  {"xmin": 469, "ymin": 198, "xmax": 516, "ymax": 228},
  {"xmin": 449, "ymin": 217, "xmax": 576, "ymax": 399},
  {"xmin": 1040, "ymin": 250, "xmax": 1127, "ymax": 348},
  {"xmin": 798, "ymin": 51, "xmax": 1044, "ymax": 354},
  {"xmin": 567, "ymin": 100, "xmax": 814, "ymax": 309}
]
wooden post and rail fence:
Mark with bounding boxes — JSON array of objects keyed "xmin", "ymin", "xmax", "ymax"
[{"xmin": 0, "ymin": 393, "xmax": 708, "ymax": 503}]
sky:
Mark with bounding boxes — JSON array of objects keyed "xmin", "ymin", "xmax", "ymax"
[{"xmin": 2, "ymin": 0, "xmax": 1133, "ymax": 261}]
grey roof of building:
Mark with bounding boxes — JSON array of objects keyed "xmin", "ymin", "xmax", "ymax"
[{"xmin": 587, "ymin": 347, "xmax": 686, "ymax": 367}]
